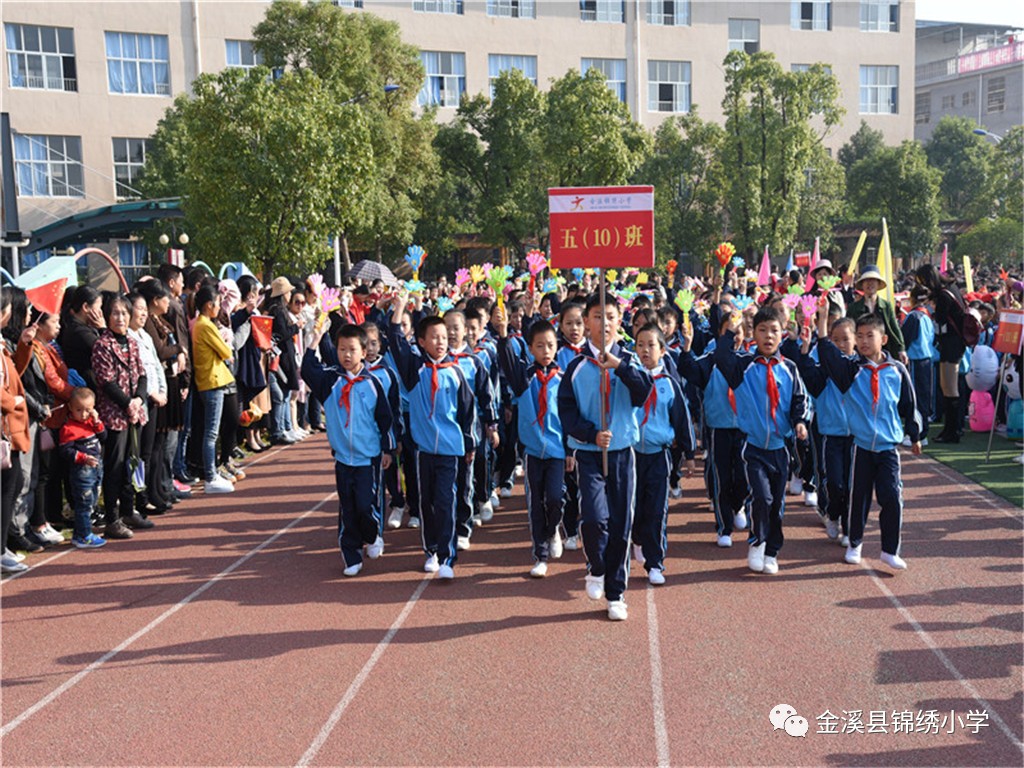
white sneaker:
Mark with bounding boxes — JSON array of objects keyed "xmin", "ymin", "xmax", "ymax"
[
  {"xmin": 733, "ymin": 511, "xmax": 748, "ymax": 531},
  {"xmin": 478, "ymin": 501, "xmax": 494, "ymax": 523},
  {"xmin": 762, "ymin": 556, "xmax": 779, "ymax": 575},
  {"xmin": 366, "ymin": 536, "xmax": 384, "ymax": 560},
  {"xmin": 205, "ymin": 476, "xmax": 235, "ymax": 494},
  {"xmin": 0, "ymin": 555, "xmax": 28, "ymax": 573},
  {"xmin": 900, "ymin": 435, "xmax": 912, "ymax": 447},
  {"xmin": 515, "ymin": 464, "xmax": 524, "ymax": 478},
  {"xmin": 530, "ymin": 561, "xmax": 548, "ymax": 578},
  {"xmin": 823, "ymin": 518, "xmax": 838, "ymax": 539},
  {"xmin": 607, "ymin": 599, "xmax": 628, "ymax": 621},
  {"xmin": 456, "ymin": 536, "xmax": 471, "ymax": 551},
  {"xmin": 5, "ymin": 548, "xmax": 25, "ymax": 563},
  {"xmin": 343, "ymin": 561, "xmax": 363, "ymax": 577},
  {"xmin": 407, "ymin": 516, "xmax": 421, "ymax": 529},
  {"xmin": 38, "ymin": 524, "xmax": 64, "ymax": 545},
  {"xmin": 787, "ymin": 476, "xmax": 803, "ymax": 495},
  {"xmin": 500, "ymin": 487, "xmax": 513, "ymax": 498},
  {"xmin": 632, "ymin": 543, "xmax": 644, "ymax": 563},
  {"xmin": 437, "ymin": 564, "xmax": 455, "ymax": 580},
  {"xmin": 648, "ymin": 568, "xmax": 666, "ymax": 585},
  {"xmin": 748, "ymin": 542, "xmax": 766, "ymax": 572},
  {"xmin": 386, "ymin": 507, "xmax": 404, "ymax": 529},
  {"xmin": 563, "ymin": 535, "xmax": 580, "ymax": 551},
  {"xmin": 920, "ymin": 438, "xmax": 929, "ymax": 447},
  {"xmin": 549, "ymin": 530, "xmax": 563, "ymax": 559},
  {"xmin": 716, "ymin": 534, "xmax": 733, "ymax": 548},
  {"xmin": 286, "ymin": 429, "xmax": 306, "ymax": 442},
  {"xmin": 424, "ymin": 553, "xmax": 440, "ymax": 573},
  {"xmin": 669, "ymin": 486, "xmax": 683, "ymax": 499},
  {"xmin": 880, "ymin": 552, "xmax": 908, "ymax": 570},
  {"xmin": 839, "ymin": 535, "xmax": 850, "ymax": 547},
  {"xmin": 471, "ymin": 514, "xmax": 482, "ymax": 525},
  {"xmin": 803, "ymin": 491, "xmax": 818, "ymax": 507},
  {"xmin": 585, "ymin": 573, "xmax": 604, "ymax": 600},
  {"xmin": 489, "ymin": 492, "xmax": 501, "ymax": 509},
  {"xmin": 845, "ymin": 544, "xmax": 863, "ymax": 564}
]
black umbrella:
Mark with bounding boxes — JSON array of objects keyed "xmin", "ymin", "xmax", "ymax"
[{"xmin": 346, "ymin": 259, "xmax": 400, "ymax": 287}]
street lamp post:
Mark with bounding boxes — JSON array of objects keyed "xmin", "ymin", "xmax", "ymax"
[{"xmin": 973, "ymin": 128, "xmax": 1003, "ymax": 143}]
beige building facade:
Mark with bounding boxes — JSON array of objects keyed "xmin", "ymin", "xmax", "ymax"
[{"xmin": 2, "ymin": 0, "xmax": 914, "ymax": 265}]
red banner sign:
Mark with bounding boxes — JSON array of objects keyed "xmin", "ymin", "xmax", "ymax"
[
  {"xmin": 548, "ymin": 185, "xmax": 654, "ymax": 269},
  {"xmin": 793, "ymin": 252, "xmax": 811, "ymax": 268},
  {"xmin": 958, "ymin": 42, "xmax": 1024, "ymax": 74},
  {"xmin": 992, "ymin": 309, "xmax": 1024, "ymax": 355}
]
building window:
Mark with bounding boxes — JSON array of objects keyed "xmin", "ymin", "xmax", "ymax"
[
  {"xmin": 860, "ymin": 0, "xmax": 898, "ymax": 32},
  {"xmin": 581, "ymin": 0, "xmax": 625, "ymax": 23},
  {"xmin": 13, "ymin": 133, "xmax": 84, "ymax": 197},
  {"xmin": 332, "ymin": 0, "xmax": 364, "ymax": 7},
  {"xmin": 413, "ymin": 0, "xmax": 463, "ymax": 14},
  {"xmin": 113, "ymin": 137, "xmax": 150, "ymax": 199},
  {"xmin": 791, "ymin": 1, "xmax": 831, "ymax": 31},
  {"xmin": 488, "ymin": 54, "xmax": 537, "ymax": 98},
  {"xmin": 647, "ymin": 0, "xmax": 690, "ymax": 26},
  {"xmin": 915, "ymin": 92, "xmax": 930, "ymax": 124},
  {"xmin": 419, "ymin": 51, "xmax": 465, "ymax": 107},
  {"xmin": 648, "ymin": 60, "xmax": 691, "ymax": 113},
  {"xmin": 582, "ymin": 57, "xmax": 626, "ymax": 102},
  {"xmin": 962, "ymin": 90, "xmax": 976, "ymax": 108},
  {"xmin": 4, "ymin": 23, "xmax": 77, "ymax": 91},
  {"xmin": 859, "ymin": 65, "xmax": 898, "ymax": 114},
  {"xmin": 117, "ymin": 241, "xmax": 153, "ymax": 284},
  {"xmin": 940, "ymin": 94, "xmax": 955, "ymax": 110},
  {"xmin": 487, "ymin": 0, "xmax": 535, "ymax": 18},
  {"xmin": 986, "ymin": 76, "xmax": 1005, "ymax": 113},
  {"xmin": 105, "ymin": 31, "xmax": 170, "ymax": 95},
  {"xmin": 728, "ymin": 19, "xmax": 760, "ymax": 53},
  {"xmin": 226, "ymin": 40, "xmax": 263, "ymax": 70}
]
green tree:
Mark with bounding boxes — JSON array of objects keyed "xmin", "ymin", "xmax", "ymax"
[
  {"xmin": 253, "ymin": 0, "xmax": 434, "ymax": 267},
  {"xmin": 635, "ymin": 110, "xmax": 726, "ymax": 266},
  {"xmin": 157, "ymin": 66, "xmax": 372, "ymax": 280},
  {"xmin": 837, "ymin": 121, "xmax": 884, "ymax": 176},
  {"xmin": 847, "ymin": 141, "xmax": 942, "ymax": 257},
  {"xmin": 956, "ymin": 218, "xmax": 1023, "ymax": 265},
  {"xmin": 796, "ymin": 143, "xmax": 846, "ymax": 252},
  {"xmin": 720, "ymin": 52, "xmax": 844, "ymax": 258},
  {"xmin": 991, "ymin": 125, "xmax": 1023, "ymax": 224},
  {"xmin": 924, "ymin": 116, "xmax": 996, "ymax": 220}
]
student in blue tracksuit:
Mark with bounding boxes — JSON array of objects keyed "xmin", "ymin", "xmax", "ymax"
[
  {"xmin": 495, "ymin": 300, "xmax": 529, "ymax": 496},
  {"xmin": 678, "ymin": 310, "xmax": 750, "ymax": 548},
  {"xmin": 900, "ymin": 287, "xmax": 937, "ymax": 443},
  {"xmin": 631, "ymin": 324, "xmax": 695, "ymax": 585},
  {"xmin": 816, "ymin": 312, "xmax": 922, "ymax": 571},
  {"xmin": 388, "ymin": 293, "xmax": 478, "ymax": 580},
  {"xmin": 361, "ymin": 322, "xmax": 404, "ymax": 529},
  {"xmin": 465, "ymin": 306, "xmax": 500, "ymax": 523},
  {"xmin": 446, "ymin": 310, "xmax": 496, "ymax": 550},
  {"xmin": 496, "ymin": 313, "xmax": 568, "ymax": 578},
  {"xmin": 382, "ymin": 307, "xmax": 420, "ymax": 530},
  {"xmin": 555, "ymin": 300, "xmax": 587, "ymax": 550},
  {"xmin": 791, "ymin": 316, "xmax": 856, "ymax": 546},
  {"xmin": 559, "ymin": 295, "xmax": 653, "ymax": 621},
  {"xmin": 301, "ymin": 324, "xmax": 396, "ymax": 577},
  {"xmin": 715, "ymin": 305, "xmax": 811, "ymax": 575}
]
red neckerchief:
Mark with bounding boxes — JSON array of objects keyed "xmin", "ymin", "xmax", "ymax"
[
  {"xmin": 640, "ymin": 373, "xmax": 668, "ymax": 426},
  {"xmin": 727, "ymin": 387, "xmax": 737, "ymax": 414},
  {"xmin": 756, "ymin": 357, "xmax": 781, "ymax": 424},
  {"xmin": 865, "ymin": 361, "xmax": 893, "ymax": 410},
  {"xmin": 425, "ymin": 359, "xmax": 458, "ymax": 417},
  {"xmin": 338, "ymin": 373, "xmax": 366, "ymax": 427},
  {"xmin": 911, "ymin": 306, "xmax": 932, "ymax": 317},
  {"xmin": 562, "ymin": 341, "xmax": 584, "ymax": 355},
  {"xmin": 534, "ymin": 365, "xmax": 560, "ymax": 426}
]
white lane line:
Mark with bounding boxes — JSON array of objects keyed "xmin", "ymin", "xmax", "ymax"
[
  {"xmin": 647, "ymin": 586, "xmax": 672, "ymax": 768},
  {"xmin": 296, "ymin": 575, "xmax": 432, "ymax": 767},
  {"xmin": 0, "ymin": 490, "xmax": 338, "ymax": 739},
  {"xmin": 905, "ymin": 453, "xmax": 1022, "ymax": 521},
  {"xmin": 864, "ymin": 566, "xmax": 1024, "ymax": 753},
  {"xmin": 0, "ymin": 547, "xmax": 75, "ymax": 585}
]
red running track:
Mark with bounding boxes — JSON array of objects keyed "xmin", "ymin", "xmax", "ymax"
[{"xmin": 2, "ymin": 434, "xmax": 1021, "ymax": 766}]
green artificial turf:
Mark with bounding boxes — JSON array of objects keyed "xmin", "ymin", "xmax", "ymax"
[{"xmin": 924, "ymin": 424, "xmax": 1024, "ymax": 508}]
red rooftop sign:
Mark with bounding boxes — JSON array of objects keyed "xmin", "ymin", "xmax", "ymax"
[
  {"xmin": 958, "ymin": 42, "xmax": 1024, "ymax": 74},
  {"xmin": 548, "ymin": 185, "xmax": 655, "ymax": 269}
]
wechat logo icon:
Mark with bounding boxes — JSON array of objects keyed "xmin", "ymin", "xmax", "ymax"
[{"xmin": 770, "ymin": 704, "xmax": 809, "ymax": 737}]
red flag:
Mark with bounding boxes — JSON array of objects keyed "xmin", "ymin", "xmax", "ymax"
[
  {"xmin": 25, "ymin": 278, "xmax": 68, "ymax": 316},
  {"xmin": 250, "ymin": 315, "xmax": 274, "ymax": 351}
]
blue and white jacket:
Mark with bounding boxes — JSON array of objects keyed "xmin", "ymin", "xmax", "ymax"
[
  {"xmin": 498, "ymin": 338, "xmax": 565, "ymax": 460},
  {"xmin": 678, "ymin": 340, "xmax": 739, "ymax": 431},
  {"xmin": 301, "ymin": 352, "xmax": 395, "ymax": 467},
  {"xmin": 901, "ymin": 307, "xmax": 939, "ymax": 363},
  {"xmin": 817, "ymin": 339, "xmax": 921, "ymax": 452},
  {"xmin": 364, "ymin": 355, "xmax": 403, "ymax": 443},
  {"xmin": 632, "ymin": 360, "xmax": 695, "ymax": 455},
  {"xmin": 790, "ymin": 344, "xmax": 850, "ymax": 438},
  {"xmin": 558, "ymin": 342, "xmax": 653, "ymax": 453},
  {"xmin": 714, "ymin": 331, "xmax": 810, "ymax": 450},
  {"xmin": 449, "ymin": 343, "xmax": 497, "ymax": 441}
]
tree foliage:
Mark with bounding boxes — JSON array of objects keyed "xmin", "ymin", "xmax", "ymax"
[
  {"xmin": 924, "ymin": 116, "xmax": 996, "ymax": 220},
  {"xmin": 956, "ymin": 218, "xmax": 1023, "ymax": 265},
  {"xmin": 720, "ymin": 52, "xmax": 844, "ymax": 258},
  {"xmin": 847, "ymin": 141, "xmax": 942, "ymax": 257},
  {"xmin": 991, "ymin": 124, "xmax": 1024, "ymax": 224},
  {"xmin": 837, "ymin": 121, "xmax": 885, "ymax": 176},
  {"xmin": 635, "ymin": 111, "xmax": 725, "ymax": 266},
  {"xmin": 796, "ymin": 142, "xmax": 846, "ymax": 253}
]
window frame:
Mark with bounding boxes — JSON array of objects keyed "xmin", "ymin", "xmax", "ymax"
[
  {"xmin": 791, "ymin": 1, "xmax": 831, "ymax": 31},
  {"xmin": 225, "ymin": 39, "xmax": 263, "ymax": 70},
  {"xmin": 581, "ymin": 57, "xmax": 627, "ymax": 103},
  {"xmin": 104, "ymin": 30, "xmax": 171, "ymax": 96},
  {"xmin": 859, "ymin": 0, "xmax": 899, "ymax": 33},
  {"xmin": 914, "ymin": 91, "xmax": 931, "ymax": 124},
  {"xmin": 986, "ymin": 76, "xmax": 1005, "ymax": 114},
  {"xmin": 13, "ymin": 133, "xmax": 85, "ymax": 198},
  {"xmin": 413, "ymin": 0, "xmax": 464, "ymax": 14},
  {"xmin": 728, "ymin": 19, "xmax": 760, "ymax": 54},
  {"xmin": 486, "ymin": 0, "xmax": 535, "ymax": 18},
  {"xmin": 418, "ymin": 50, "xmax": 466, "ymax": 108},
  {"xmin": 4, "ymin": 22, "xmax": 77, "ymax": 92},
  {"xmin": 112, "ymin": 137, "xmax": 150, "ymax": 200},
  {"xmin": 580, "ymin": 0, "xmax": 626, "ymax": 24},
  {"xmin": 488, "ymin": 53, "xmax": 538, "ymax": 98},
  {"xmin": 647, "ymin": 59, "xmax": 691, "ymax": 113},
  {"xmin": 647, "ymin": 0, "xmax": 690, "ymax": 27},
  {"xmin": 859, "ymin": 64, "xmax": 899, "ymax": 114}
]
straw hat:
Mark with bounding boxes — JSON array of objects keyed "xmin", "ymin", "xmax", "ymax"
[
  {"xmin": 855, "ymin": 265, "xmax": 887, "ymax": 289},
  {"xmin": 269, "ymin": 276, "xmax": 295, "ymax": 298}
]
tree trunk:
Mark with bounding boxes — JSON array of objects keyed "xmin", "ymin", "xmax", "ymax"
[
  {"xmin": 340, "ymin": 234, "xmax": 352, "ymax": 275},
  {"xmin": 376, "ymin": 241, "xmax": 383, "ymax": 263}
]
